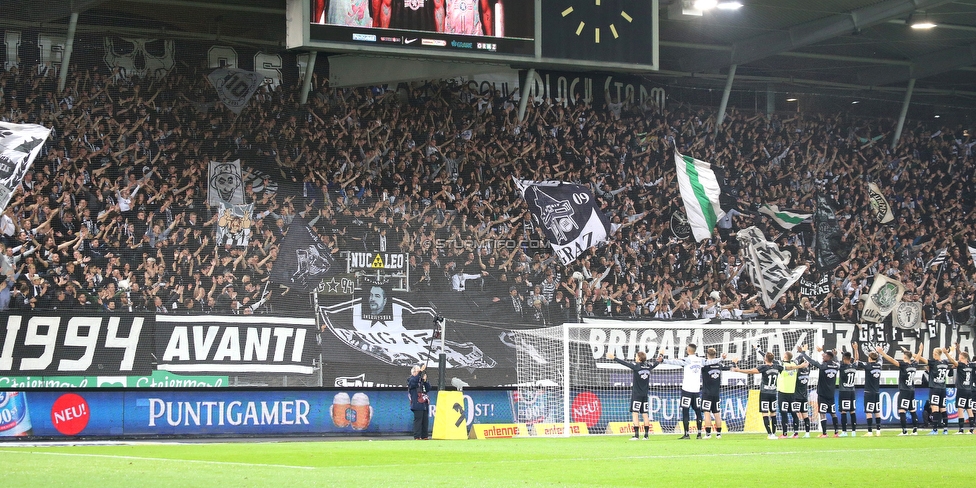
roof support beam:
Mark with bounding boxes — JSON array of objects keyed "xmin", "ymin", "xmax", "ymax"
[
  {"xmin": 117, "ymin": 0, "xmax": 285, "ymax": 15},
  {"xmin": 858, "ymin": 41, "xmax": 976, "ymax": 86},
  {"xmin": 681, "ymin": 0, "xmax": 953, "ymax": 73}
]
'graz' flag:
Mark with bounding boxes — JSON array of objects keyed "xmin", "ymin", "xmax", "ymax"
[
  {"xmin": 270, "ymin": 217, "xmax": 337, "ymax": 292},
  {"xmin": 0, "ymin": 122, "xmax": 51, "ymax": 212},
  {"xmin": 207, "ymin": 68, "xmax": 264, "ymax": 115},
  {"xmin": 862, "ymin": 274, "xmax": 906, "ymax": 323},
  {"xmin": 813, "ymin": 195, "xmax": 851, "ymax": 271},
  {"xmin": 514, "ymin": 178, "xmax": 611, "ymax": 265},
  {"xmin": 759, "ymin": 204, "xmax": 811, "ymax": 230},
  {"xmin": 868, "ymin": 182, "xmax": 894, "ymax": 224},
  {"xmin": 208, "ymin": 159, "xmax": 245, "ymax": 206},
  {"xmin": 674, "ymin": 150, "xmax": 725, "ymax": 241},
  {"xmin": 737, "ymin": 226, "xmax": 807, "ymax": 308}
]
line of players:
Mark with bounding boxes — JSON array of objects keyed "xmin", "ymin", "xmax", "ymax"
[{"xmin": 607, "ymin": 341, "xmax": 976, "ymax": 440}]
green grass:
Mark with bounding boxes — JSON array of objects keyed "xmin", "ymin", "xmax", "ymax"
[{"xmin": 1, "ymin": 433, "xmax": 972, "ymax": 487}]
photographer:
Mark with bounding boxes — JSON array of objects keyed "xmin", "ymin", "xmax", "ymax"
[{"xmin": 408, "ymin": 364, "xmax": 431, "ymax": 440}]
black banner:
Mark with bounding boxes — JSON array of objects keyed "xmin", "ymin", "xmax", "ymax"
[
  {"xmin": 270, "ymin": 217, "xmax": 338, "ymax": 293},
  {"xmin": 813, "ymin": 195, "xmax": 851, "ymax": 272},
  {"xmin": 154, "ymin": 315, "xmax": 318, "ymax": 375},
  {"xmin": 0, "ymin": 313, "xmax": 153, "ymax": 376}
]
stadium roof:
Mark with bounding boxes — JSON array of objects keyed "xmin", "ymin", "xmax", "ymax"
[{"xmin": 4, "ymin": 0, "xmax": 976, "ymax": 100}]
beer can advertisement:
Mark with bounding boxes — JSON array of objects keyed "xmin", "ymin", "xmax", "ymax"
[{"xmin": 0, "ymin": 389, "xmax": 514, "ymax": 438}]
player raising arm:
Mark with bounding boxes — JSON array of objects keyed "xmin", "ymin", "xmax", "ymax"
[
  {"xmin": 700, "ymin": 348, "xmax": 732, "ymax": 439},
  {"xmin": 665, "ymin": 344, "xmax": 719, "ymax": 439},
  {"xmin": 877, "ymin": 345, "xmax": 922, "ymax": 435},
  {"xmin": 797, "ymin": 345, "xmax": 841, "ymax": 437},
  {"xmin": 732, "ymin": 348, "xmax": 807, "ymax": 440},
  {"xmin": 921, "ymin": 347, "xmax": 952, "ymax": 435},
  {"xmin": 852, "ymin": 342, "xmax": 883, "ymax": 436},
  {"xmin": 606, "ymin": 350, "xmax": 662, "ymax": 440},
  {"xmin": 952, "ymin": 343, "xmax": 975, "ymax": 434},
  {"xmin": 837, "ymin": 348, "xmax": 859, "ymax": 437}
]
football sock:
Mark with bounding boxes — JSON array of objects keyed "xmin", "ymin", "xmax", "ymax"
[
  {"xmin": 763, "ymin": 416, "xmax": 771, "ymax": 435},
  {"xmin": 791, "ymin": 413, "xmax": 800, "ymax": 434},
  {"xmin": 900, "ymin": 412, "xmax": 908, "ymax": 432},
  {"xmin": 840, "ymin": 413, "xmax": 848, "ymax": 431},
  {"xmin": 850, "ymin": 413, "xmax": 857, "ymax": 432},
  {"xmin": 633, "ymin": 424, "xmax": 640, "ymax": 438},
  {"xmin": 941, "ymin": 411, "xmax": 949, "ymax": 429},
  {"xmin": 820, "ymin": 419, "xmax": 827, "ymax": 435},
  {"xmin": 866, "ymin": 417, "xmax": 873, "ymax": 432},
  {"xmin": 803, "ymin": 417, "xmax": 810, "ymax": 433}
]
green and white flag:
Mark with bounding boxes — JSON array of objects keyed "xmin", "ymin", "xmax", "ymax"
[
  {"xmin": 759, "ymin": 204, "xmax": 811, "ymax": 230},
  {"xmin": 674, "ymin": 150, "xmax": 725, "ymax": 241},
  {"xmin": 862, "ymin": 274, "xmax": 906, "ymax": 323}
]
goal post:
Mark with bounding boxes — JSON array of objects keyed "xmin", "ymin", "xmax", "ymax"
[{"xmin": 513, "ymin": 320, "xmax": 827, "ymax": 436}]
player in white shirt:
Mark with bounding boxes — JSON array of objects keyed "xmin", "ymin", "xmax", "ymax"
[{"xmin": 665, "ymin": 344, "xmax": 721, "ymax": 439}]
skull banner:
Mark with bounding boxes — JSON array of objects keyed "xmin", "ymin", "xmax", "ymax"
[{"xmin": 208, "ymin": 159, "xmax": 244, "ymax": 207}]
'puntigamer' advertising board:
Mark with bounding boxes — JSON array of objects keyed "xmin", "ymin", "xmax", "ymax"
[{"xmin": 0, "ymin": 389, "xmax": 515, "ymax": 439}]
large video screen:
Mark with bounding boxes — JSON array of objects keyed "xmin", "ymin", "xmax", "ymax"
[
  {"xmin": 292, "ymin": 0, "xmax": 535, "ymax": 59},
  {"xmin": 287, "ymin": 0, "xmax": 659, "ymax": 71}
]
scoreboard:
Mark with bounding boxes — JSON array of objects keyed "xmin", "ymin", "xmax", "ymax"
[{"xmin": 286, "ymin": 0, "xmax": 658, "ymax": 72}]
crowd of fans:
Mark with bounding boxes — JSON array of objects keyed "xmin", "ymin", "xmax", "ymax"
[{"xmin": 0, "ymin": 59, "xmax": 974, "ymax": 327}]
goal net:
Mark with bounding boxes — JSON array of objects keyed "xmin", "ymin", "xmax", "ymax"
[{"xmin": 513, "ymin": 319, "xmax": 825, "ymax": 436}]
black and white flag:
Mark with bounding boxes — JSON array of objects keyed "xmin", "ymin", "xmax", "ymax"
[
  {"xmin": 0, "ymin": 122, "xmax": 51, "ymax": 212},
  {"xmin": 208, "ymin": 160, "xmax": 245, "ymax": 206},
  {"xmin": 967, "ymin": 244, "xmax": 976, "ymax": 270},
  {"xmin": 670, "ymin": 210, "xmax": 692, "ymax": 240},
  {"xmin": 867, "ymin": 183, "xmax": 894, "ymax": 224},
  {"xmin": 215, "ymin": 202, "xmax": 253, "ymax": 247},
  {"xmin": 737, "ymin": 226, "xmax": 807, "ymax": 308},
  {"xmin": 813, "ymin": 195, "xmax": 851, "ymax": 271},
  {"xmin": 514, "ymin": 178, "xmax": 612, "ymax": 265},
  {"xmin": 207, "ymin": 68, "xmax": 264, "ymax": 115},
  {"xmin": 925, "ymin": 248, "xmax": 947, "ymax": 270},
  {"xmin": 862, "ymin": 274, "xmax": 906, "ymax": 323},
  {"xmin": 270, "ymin": 218, "xmax": 338, "ymax": 293}
]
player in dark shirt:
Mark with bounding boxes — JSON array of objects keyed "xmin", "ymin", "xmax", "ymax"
[
  {"xmin": 878, "ymin": 345, "xmax": 922, "ymax": 435},
  {"xmin": 732, "ymin": 349, "xmax": 806, "ymax": 439},
  {"xmin": 790, "ymin": 350, "xmax": 814, "ymax": 437},
  {"xmin": 607, "ymin": 350, "xmax": 661, "ymax": 440},
  {"xmin": 920, "ymin": 347, "xmax": 952, "ymax": 435},
  {"xmin": 797, "ymin": 345, "xmax": 841, "ymax": 437},
  {"xmin": 837, "ymin": 349, "xmax": 859, "ymax": 437},
  {"xmin": 952, "ymin": 343, "xmax": 975, "ymax": 434},
  {"xmin": 852, "ymin": 343, "xmax": 883, "ymax": 436},
  {"xmin": 700, "ymin": 347, "xmax": 731, "ymax": 439}
]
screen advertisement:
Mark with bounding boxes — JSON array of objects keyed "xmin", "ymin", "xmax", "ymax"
[
  {"xmin": 286, "ymin": 0, "xmax": 660, "ymax": 71},
  {"xmin": 0, "ymin": 389, "xmax": 514, "ymax": 438}
]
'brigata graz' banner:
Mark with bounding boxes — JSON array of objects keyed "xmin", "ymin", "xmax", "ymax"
[{"xmin": 0, "ymin": 313, "xmax": 153, "ymax": 376}]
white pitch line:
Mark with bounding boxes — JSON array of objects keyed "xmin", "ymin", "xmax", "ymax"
[
  {"xmin": 317, "ymin": 447, "xmax": 942, "ymax": 469},
  {"xmin": 0, "ymin": 450, "xmax": 316, "ymax": 470}
]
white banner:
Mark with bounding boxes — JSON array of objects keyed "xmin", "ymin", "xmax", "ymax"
[
  {"xmin": 0, "ymin": 122, "xmax": 51, "ymax": 212},
  {"xmin": 868, "ymin": 182, "xmax": 894, "ymax": 224},
  {"xmin": 893, "ymin": 301, "xmax": 923, "ymax": 330},
  {"xmin": 208, "ymin": 160, "xmax": 245, "ymax": 206},
  {"xmin": 737, "ymin": 226, "xmax": 807, "ymax": 308},
  {"xmin": 207, "ymin": 68, "xmax": 264, "ymax": 114},
  {"xmin": 862, "ymin": 274, "xmax": 907, "ymax": 323}
]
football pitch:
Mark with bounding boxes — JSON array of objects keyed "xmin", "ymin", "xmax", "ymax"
[{"xmin": 1, "ymin": 433, "xmax": 971, "ymax": 487}]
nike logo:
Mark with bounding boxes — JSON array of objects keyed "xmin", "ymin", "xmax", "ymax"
[{"xmin": 405, "ymin": 38, "xmax": 418, "ymax": 44}]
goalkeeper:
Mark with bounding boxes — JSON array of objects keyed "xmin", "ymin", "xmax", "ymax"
[{"xmin": 607, "ymin": 350, "xmax": 662, "ymax": 440}]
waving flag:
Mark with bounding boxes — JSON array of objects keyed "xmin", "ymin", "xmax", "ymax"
[
  {"xmin": 0, "ymin": 122, "xmax": 51, "ymax": 212},
  {"xmin": 208, "ymin": 68, "xmax": 264, "ymax": 115},
  {"xmin": 270, "ymin": 218, "xmax": 338, "ymax": 293},
  {"xmin": 737, "ymin": 226, "xmax": 807, "ymax": 308},
  {"xmin": 862, "ymin": 274, "xmax": 906, "ymax": 323},
  {"xmin": 514, "ymin": 178, "xmax": 611, "ymax": 265},
  {"xmin": 759, "ymin": 204, "xmax": 811, "ymax": 230},
  {"xmin": 867, "ymin": 182, "xmax": 894, "ymax": 224},
  {"xmin": 674, "ymin": 150, "xmax": 725, "ymax": 241}
]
